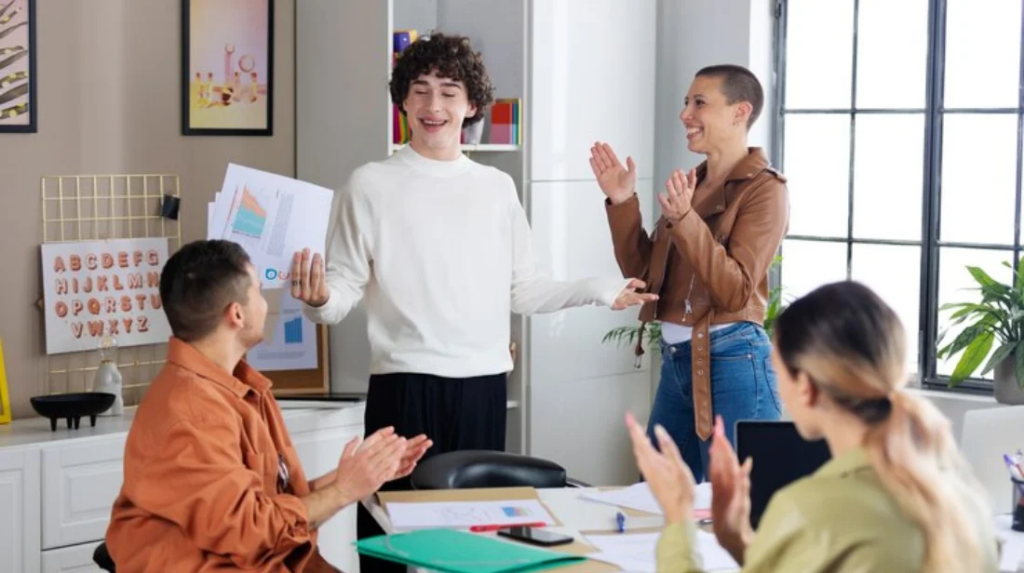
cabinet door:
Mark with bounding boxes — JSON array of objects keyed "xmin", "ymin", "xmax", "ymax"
[
  {"xmin": 0, "ymin": 447, "xmax": 42, "ymax": 573},
  {"xmin": 289, "ymin": 424, "xmax": 364, "ymax": 573},
  {"xmin": 41, "ymin": 541, "xmax": 102, "ymax": 573},
  {"xmin": 42, "ymin": 437, "xmax": 126, "ymax": 549}
]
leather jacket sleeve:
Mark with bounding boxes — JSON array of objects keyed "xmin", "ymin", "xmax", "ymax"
[{"xmin": 667, "ymin": 180, "xmax": 788, "ymax": 312}]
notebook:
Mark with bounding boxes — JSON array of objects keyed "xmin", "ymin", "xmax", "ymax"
[{"xmin": 355, "ymin": 529, "xmax": 586, "ymax": 573}]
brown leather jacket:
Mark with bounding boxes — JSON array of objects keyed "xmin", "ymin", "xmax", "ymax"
[{"xmin": 605, "ymin": 147, "xmax": 789, "ymax": 440}]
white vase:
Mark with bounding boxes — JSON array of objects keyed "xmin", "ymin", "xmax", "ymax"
[
  {"xmin": 93, "ymin": 361, "xmax": 123, "ymax": 416},
  {"xmin": 994, "ymin": 354, "xmax": 1024, "ymax": 405}
]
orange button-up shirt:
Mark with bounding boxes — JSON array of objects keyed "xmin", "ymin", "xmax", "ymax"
[{"xmin": 106, "ymin": 338, "xmax": 337, "ymax": 572}]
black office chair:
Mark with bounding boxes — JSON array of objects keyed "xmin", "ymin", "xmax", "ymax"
[
  {"xmin": 93, "ymin": 541, "xmax": 116, "ymax": 572},
  {"xmin": 409, "ymin": 450, "xmax": 591, "ymax": 490}
]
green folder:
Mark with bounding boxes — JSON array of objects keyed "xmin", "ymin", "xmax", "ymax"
[{"xmin": 355, "ymin": 529, "xmax": 586, "ymax": 573}]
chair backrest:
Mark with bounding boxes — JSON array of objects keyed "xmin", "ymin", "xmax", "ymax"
[
  {"xmin": 410, "ymin": 450, "xmax": 567, "ymax": 490},
  {"xmin": 960, "ymin": 405, "xmax": 1024, "ymax": 514},
  {"xmin": 93, "ymin": 541, "xmax": 116, "ymax": 572}
]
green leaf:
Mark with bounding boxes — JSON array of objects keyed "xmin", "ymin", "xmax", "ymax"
[
  {"xmin": 948, "ymin": 304, "xmax": 1004, "ymax": 321},
  {"xmin": 981, "ymin": 341, "xmax": 1016, "ymax": 376},
  {"xmin": 937, "ymin": 321, "xmax": 993, "ymax": 359},
  {"xmin": 968, "ymin": 266, "xmax": 999, "ymax": 288},
  {"xmin": 948, "ymin": 331, "xmax": 994, "ymax": 386}
]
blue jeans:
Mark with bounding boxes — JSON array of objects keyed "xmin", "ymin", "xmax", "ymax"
[{"xmin": 648, "ymin": 321, "xmax": 781, "ymax": 483}]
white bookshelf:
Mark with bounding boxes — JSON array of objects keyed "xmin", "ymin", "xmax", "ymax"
[{"xmin": 389, "ymin": 143, "xmax": 521, "ymax": 154}]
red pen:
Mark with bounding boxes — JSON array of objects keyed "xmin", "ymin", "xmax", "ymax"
[{"xmin": 470, "ymin": 521, "xmax": 546, "ymax": 532}]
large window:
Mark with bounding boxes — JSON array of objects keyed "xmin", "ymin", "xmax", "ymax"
[{"xmin": 775, "ymin": 0, "xmax": 1024, "ymax": 389}]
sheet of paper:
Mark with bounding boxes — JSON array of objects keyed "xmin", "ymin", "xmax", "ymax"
[
  {"xmin": 585, "ymin": 532, "xmax": 659, "ymax": 572},
  {"xmin": 385, "ymin": 500, "xmax": 556, "ymax": 532},
  {"xmin": 580, "ymin": 481, "xmax": 712, "ymax": 516},
  {"xmin": 995, "ymin": 514, "xmax": 1024, "ymax": 571},
  {"xmin": 247, "ymin": 289, "xmax": 318, "ymax": 371},
  {"xmin": 585, "ymin": 530, "xmax": 737, "ymax": 572},
  {"xmin": 208, "ymin": 164, "xmax": 335, "ymax": 289}
]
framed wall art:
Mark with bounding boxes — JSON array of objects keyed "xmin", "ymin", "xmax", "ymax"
[
  {"xmin": 0, "ymin": 0, "xmax": 36, "ymax": 133},
  {"xmin": 181, "ymin": 0, "xmax": 273, "ymax": 136}
]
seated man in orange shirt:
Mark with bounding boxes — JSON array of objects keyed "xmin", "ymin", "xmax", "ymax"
[{"xmin": 106, "ymin": 240, "xmax": 431, "ymax": 572}]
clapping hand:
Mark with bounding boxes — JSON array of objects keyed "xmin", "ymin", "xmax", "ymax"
[
  {"xmin": 659, "ymin": 169, "xmax": 697, "ymax": 222},
  {"xmin": 708, "ymin": 415, "xmax": 754, "ymax": 564},
  {"xmin": 625, "ymin": 412, "xmax": 695, "ymax": 524},
  {"xmin": 590, "ymin": 142, "xmax": 637, "ymax": 205}
]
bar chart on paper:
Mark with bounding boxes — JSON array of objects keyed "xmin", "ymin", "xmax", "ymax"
[
  {"xmin": 207, "ymin": 163, "xmax": 334, "ymax": 290},
  {"xmin": 232, "ymin": 187, "xmax": 269, "ymax": 238},
  {"xmin": 283, "ymin": 317, "xmax": 303, "ymax": 344},
  {"xmin": 248, "ymin": 294, "xmax": 317, "ymax": 372}
]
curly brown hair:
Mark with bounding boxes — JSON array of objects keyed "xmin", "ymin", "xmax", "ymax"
[{"xmin": 389, "ymin": 33, "xmax": 495, "ymax": 126}]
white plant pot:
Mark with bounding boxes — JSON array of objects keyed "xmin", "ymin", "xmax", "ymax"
[{"xmin": 993, "ymin": 354, "xmax": 1024, "ymax": 405}]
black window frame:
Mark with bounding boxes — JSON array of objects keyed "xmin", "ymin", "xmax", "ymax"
[{"xmin": 772, "ymin": 0, "xmax": 1024, "ymax": 393}]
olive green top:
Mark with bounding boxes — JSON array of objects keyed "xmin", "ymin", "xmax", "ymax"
[{"xmin": 655, "ymin": 447, "xmax": 999, "ymax": 572}]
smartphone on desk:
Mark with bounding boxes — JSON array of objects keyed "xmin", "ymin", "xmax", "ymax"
[{"xmin": 497, "ymin": 526, "xmax": 574, "ymax": 547}]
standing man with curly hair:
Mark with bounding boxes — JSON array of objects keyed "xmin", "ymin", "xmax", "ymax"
[{"xmin": 290, "ymin": 32, "xmax": 655, "ymax": 568}]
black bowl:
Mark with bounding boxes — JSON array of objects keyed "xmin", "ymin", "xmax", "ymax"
[{"xmin": 30, "ymin": 392, "xmax": 116, "ymax": 431}]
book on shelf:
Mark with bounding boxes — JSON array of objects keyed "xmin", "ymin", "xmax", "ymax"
[{"xmin": 490, "ymin": 98, "xmax": 522, "ymax": 146}]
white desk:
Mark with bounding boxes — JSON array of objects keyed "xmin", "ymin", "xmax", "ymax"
[
  {"xmin": 366, "ymin": 488, "xmax": 1024, "ymax": 573},
  {"xmin": 364, "ymin": 487, "xmax": 728, "ymax": 573}
]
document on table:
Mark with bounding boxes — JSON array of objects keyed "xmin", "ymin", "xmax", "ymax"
[
  {"xmin": 581, "ymin": 481, "xmax": 712, "ymax": 516},
  {"xmin": 996, "ymin": 514, "xmax": 1024, "ymax": 572},
  {"xmin": 585, "ymin": 530, "xmax": 738, "ymax": 572},
  {"xmin": 206, "ymin": 163, "xmax": 334, "ymax": 290},
  {"xmin": 384, "ymin": 499, "xmax": 556, "ymax": 532}
]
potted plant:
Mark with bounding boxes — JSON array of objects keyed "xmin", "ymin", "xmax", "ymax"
[
  {"xmin": 937, "ymin": 262, "xmax": 1024, "ymax": 404},
  {"xmin": 603, "ymin": 256, "xmax": 786, "ymax": 361}
]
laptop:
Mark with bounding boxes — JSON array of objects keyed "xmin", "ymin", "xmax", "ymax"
[{"xmin": 735, "ymin": 420, "xmax": 832, "ymax": 529}]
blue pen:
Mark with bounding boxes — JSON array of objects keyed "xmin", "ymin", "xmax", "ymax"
[{"xmin": 616, "ymin": 512, "xmax": 626, "ymax": 533}]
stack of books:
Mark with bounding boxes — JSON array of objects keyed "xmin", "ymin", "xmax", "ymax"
[
  {"xmin": 489, "ymin": 98, "xmax": 522, "ymax": 146},
  {"xmin": 392, "ymin": 30, "xmax": 418, "ymax": 145}
]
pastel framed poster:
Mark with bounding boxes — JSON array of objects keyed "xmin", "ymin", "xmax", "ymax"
[{"xmin": 182, "ymin": 0, "xmax": 273, "ymax": 136}]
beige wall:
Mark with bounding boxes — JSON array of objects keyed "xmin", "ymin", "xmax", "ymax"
[{"xmin": 0, "ymin": 0, "xmax": 295, "ymax": 419}]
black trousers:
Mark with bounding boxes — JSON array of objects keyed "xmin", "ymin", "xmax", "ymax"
[{"xmin": 356, "ymin": 372, "xmax": 507, "ymax": 573}]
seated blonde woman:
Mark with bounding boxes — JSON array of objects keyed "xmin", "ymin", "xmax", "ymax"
[{"xmin": 626, "ymin": 281, "xmax": 999, "ymax": 572}]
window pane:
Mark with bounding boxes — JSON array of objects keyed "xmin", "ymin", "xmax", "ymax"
[
  {"xmin": 944, "ymin": 0, "xmax": 1022, "ymax": 109},
  {"xmin": 852, "ymin": 114, "xmax": 924, "ymax": 241},
  {"xmin": 783, "ymin": 114, "xmax": 851, "ymax": 238},
  {"xmin": 940, "ymin": 114, "xmax": 1018, "ymax": 245},
  {"xmin": 851, "ymin": 245, "xmax": 922, "ymax": 373},
  {"xmin": 784, "ymin": 0, "xmax": 853, "ymax": 109},
  {"xmin": 780, "ymin": 240, "xmax": 848, "ymax": 301},
  {"xmin": 856, "ymin": 0, "xmax": 928, "ymax": 109},
  {"xmin": 936, "ymin": 247, "xmax": 1015, "ymax": 378}
]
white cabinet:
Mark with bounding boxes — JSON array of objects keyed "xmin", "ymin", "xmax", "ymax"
[
  {"xmin": 42, "ymin": 437, "xmax": 126, "ymax": 549},
  {"xmin": 0, "ymin": 447, "xmax": 42, "ymax": 573},
  {"xmin": 0, "ymin": 404, "xmax": 365, "ymax": 573},
  {"xmin": 41, "ymin": 542, "xmax": 102, "ymax": 573},
  {"xmin": 289, "ymin": 420, "xmax": 365, "ymax": 573}
]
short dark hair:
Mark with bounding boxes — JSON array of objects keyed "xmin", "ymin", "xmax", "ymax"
[
  {"xmin": 389, "ymin": 33, "xmax": 495, "ymax": 126},
  {"xmin": 159, "ymin": 240, "xmax": 252, "ymax": 342},
  {"xmin": 696, "ymin": 64, "xmax": 764, "ymax": 129}
]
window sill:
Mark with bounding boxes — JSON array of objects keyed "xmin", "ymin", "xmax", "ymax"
[{"xmin": 906, "ymin": 387, "xmax": 997, "ymax": 405}]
